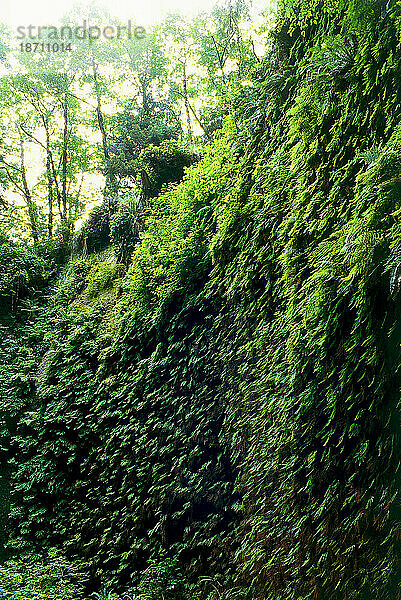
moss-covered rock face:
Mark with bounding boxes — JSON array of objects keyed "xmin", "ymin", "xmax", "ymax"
[{"xmin": 3, "ymin": 0, "xmax": 401, "ymax": 599}]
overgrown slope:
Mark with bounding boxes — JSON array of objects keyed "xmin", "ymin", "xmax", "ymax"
[{"xmin": 3, "ymin": 0, "xmax": 401, "ymax": 599}]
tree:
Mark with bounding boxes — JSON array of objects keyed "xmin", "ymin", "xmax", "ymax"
[
  {"xmin": 161, "ymin": 14, "xmax": 209, "ymax": 141},
  {"xmin": 192, "ymin": 1, "xmax": 255, "ymax": 112},
  {"xmin": 0, "ymin": 72, "xmax": 92, "ymax": 242}
]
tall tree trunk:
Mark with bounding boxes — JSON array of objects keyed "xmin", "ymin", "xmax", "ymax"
[
  {"xmin": 40, "ymin": 114, "xmax": 63, "ymax": 222},
  {"xmin": 46, "ymin": 154, "xmax": 53, "ymax": 238},
  {"xmin": 138, "ymin": 60, "xmax": 151, "ymax": 120},
  {"xmin": 92, "ymin": 54, "xmax": 117, "ymax": 205},
  {"xmin": 92, "ymin": 56, "xmax": 109, "ymax": 162},
  {"xmin": 182, "ymin": 61, "xmax": 192, "ymax": 141},
  {"xmin": 70, "ymin": 174, "xmax": 84, "ymax": 222},
  {"xmin": 61, "ymin": 85, "xmax": 68, "ymax": 221},
  {"xmin": 187, "ymin": 100, "xmax": 210, "ymax": 140},
  {"xmin": 43, "ymin": 119, "xmax": 53, "ymax": 237},
  {"xmin": 20, "ymin": 140, "xmax": 39, "ymax": 244}
]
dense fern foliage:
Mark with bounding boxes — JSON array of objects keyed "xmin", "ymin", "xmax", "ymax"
[{"xmin": 2, "ymin": 0, "xmax": 401, "ymax": 599}]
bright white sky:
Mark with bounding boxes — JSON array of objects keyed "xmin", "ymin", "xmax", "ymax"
[{"xmin": 0, "ymin": 0, "xmax": 235, "ymax": 28}]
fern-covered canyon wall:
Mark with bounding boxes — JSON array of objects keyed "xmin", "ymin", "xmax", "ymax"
[{"xmin": 2, "ymin": 0, "xmax": 401, "ymax": 599}]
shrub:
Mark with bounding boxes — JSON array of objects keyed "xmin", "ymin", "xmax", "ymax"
[
  {"xmin": 137, "ymin": 141, "xmax": 195, "ymax": 197},
  {"xmin": 0, "ymin": 233, "xmax": 48, "ymax": 314},
  {"xmin": 110, "ymin": 195, "xmax": 147, "ymax": 266},
  {"xmin": 136, "ymin": 552, "xmax": 189, "ymax": 600},
  {"xmin": 0, "ymin": 550, "xmax": 86, "ymax": 599},
  {"xmin": 74, "ymin": 205, "xmax": 111, "ymax": 255}
]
